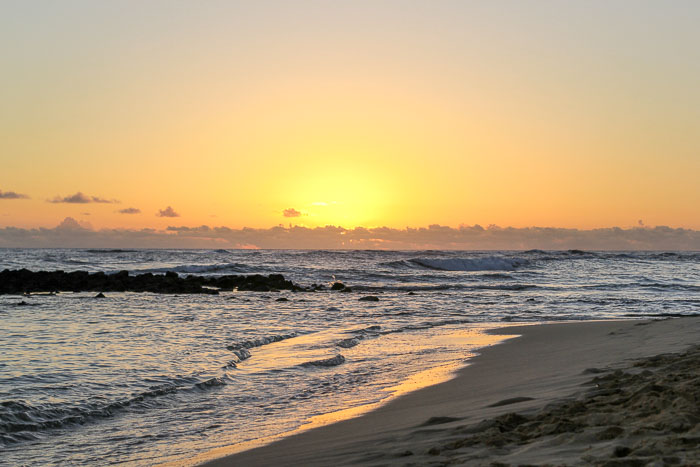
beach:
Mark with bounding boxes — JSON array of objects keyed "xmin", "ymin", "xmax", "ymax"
[
  {"xmin": 200, "ymin": 317, "xmax": 700, "ymax": 466},
  {"xmin": 2, "ymin": 249, "xmax": 698, "ymax": 466}
]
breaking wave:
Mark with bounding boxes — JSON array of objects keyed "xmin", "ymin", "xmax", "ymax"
[
  {"xmin": 225, "ymin": 333, "xmax": 299, "ymax": 366},
  {"xmin": 386, "ymin": 256, "xmax": 528, "ymax": 272},
  {"xmin": 335, "ymin": 325, "xmax": 382, "ymax": 349},
  {"xmin": 226, "ymin": 332, "xmax": 298, "ymax": 351},
  {"xmin": 299, "ymin": 355, "xmax": 346, "ymax": 368}
]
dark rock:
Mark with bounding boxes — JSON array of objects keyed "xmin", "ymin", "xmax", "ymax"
[
  {"xmin": 95, "ymin": 292, "xmax": 106, "ymax": 298},
  {"xmin": 359, "ymin": 296, "xmax": 379, "ymax": 302},
  {"xmin": 614, "ymin": 446, "xmax": 631, "ymax": 457},
  {"xmin": 0, "ymin": 269, "xmax": 304, "ymax": 295},
  {"xmin": 276, "ymin": 297, "xmax": 289, "ymax": 302},
  {"xmin": 330, "ymin": 282, "xmax": 346, "ymax": 291}
]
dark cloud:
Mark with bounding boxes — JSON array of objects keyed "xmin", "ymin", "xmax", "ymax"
[
  {"xmin": 1, "ymin": 222, "xmax": 698, "ymax": 250},
  {"xmin": 0, "ymin": 189, "xmax": 29, "ymax": 199},
  {"xmin": 118, "ymin": 207, "xmax": 141, "ymax": 214},
  {"xmin": 49, "ymin": 192, "xmax": 119, "ymax": 204},
  {"xmin": 283, "ymin": 208, "xmax": 303, "ymax": 218},
  {"xmin": 157, "ymin": 206, "xmax": 180, "ymax": 217}
]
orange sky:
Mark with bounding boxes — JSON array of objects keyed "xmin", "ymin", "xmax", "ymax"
[{"xmin": 1, "ymin": 1, "xmax": 699, "ymax": 231}]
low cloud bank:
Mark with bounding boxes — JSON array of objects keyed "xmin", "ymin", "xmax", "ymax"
[{"xmin": 0, "ymin": 220, "xmax": 699, "ymax": 250}]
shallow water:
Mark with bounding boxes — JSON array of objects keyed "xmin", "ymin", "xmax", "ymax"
[{"xmin": 1, "ymin": 249, "xmax": 698, "ymax": 465}]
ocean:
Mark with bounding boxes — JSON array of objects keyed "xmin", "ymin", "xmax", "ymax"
[{"xmin": 1, "ymin": 249, "xmax": 699, "ymax": 466}]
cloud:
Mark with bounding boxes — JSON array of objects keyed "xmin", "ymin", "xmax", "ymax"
[
  {"xmin": 0, "ymin": 189, "xmax": 29, "ymax": 199},
  {"xmin": 283, "ymin": 208, "xmax": 303, "ymax": 218},
  {"xmin": 157, "ymin": 206, "xmax": 180, "ymax": 217},
  {"xmin": 49, "ymin": 192, "xmax": 119, "ymax": 204},
  {"xmin": 118, "ymin": 207, "xmax": 141, "ymax": 214},
  {"xmin": 1, "ymin": 222, "xmax": 699, "ymax": 250},
  {"xmin": 55, "ymin": 217, "xmax": 90, "ymax": 231}
]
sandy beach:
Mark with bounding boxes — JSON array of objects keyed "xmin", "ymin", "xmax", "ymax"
[{"xmin": 198, "ymin": 317, "xmax": 700, "ymax": 466}]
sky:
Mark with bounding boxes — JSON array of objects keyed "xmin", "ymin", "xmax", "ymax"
[{"xmin": 1, "ymin": 1, "xmax": 699, "ymax": 248}]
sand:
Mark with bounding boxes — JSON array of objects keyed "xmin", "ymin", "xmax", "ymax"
[{"xmin": 197, "ymin": 317, "xmax": 700, "ymax": 466}]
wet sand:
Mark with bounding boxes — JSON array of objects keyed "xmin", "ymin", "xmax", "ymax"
[{"xmin": 199, "ymin": 317, "xmax": 700, "ymax": 466}]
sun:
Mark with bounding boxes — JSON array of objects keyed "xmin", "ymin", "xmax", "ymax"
[{"xmin": 282, "ymin": 166, "xmax": 395, "ymax": 228}]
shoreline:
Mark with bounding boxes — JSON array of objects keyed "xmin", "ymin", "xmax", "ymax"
[
  {"xmin": 166, "ymin": 324, "xmax": 519, "ymax": 467},
  {"xmin": 194, "ymin": 317, "xmax": 700, "ymax": 466}
]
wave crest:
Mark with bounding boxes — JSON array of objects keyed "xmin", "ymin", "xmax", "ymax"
[
  {"xmin": 300, "ymin": 354, "xmax": 346, "ymax": 368},
  {"xmin": 0, "ymin": 375, "xmax": 227, "ymax": 444},
  {"xmin": 227, "ymin": 332, "xmax": 298, "ymax": 351},
  {"xmin": 140, "ymin": 262, "xmax": 258, "ymax": 275},
  {"xmin": 409, "ymin": 256, "xmax": 527, "ymax": 271}
]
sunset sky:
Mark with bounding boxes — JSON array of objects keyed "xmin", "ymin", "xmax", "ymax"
[{"xmin": 2, "ymin": 1, "xmax": 699, "ymax": 236}]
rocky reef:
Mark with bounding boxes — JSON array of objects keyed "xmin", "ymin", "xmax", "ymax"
[{"xmin": 0, "ymin": 269, "xmax": 304, "ymax": 295}]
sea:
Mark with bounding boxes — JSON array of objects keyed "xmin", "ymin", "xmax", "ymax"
[{"xmin": 1, "ymin": 249, "xmax": 699, "ymax": 466}]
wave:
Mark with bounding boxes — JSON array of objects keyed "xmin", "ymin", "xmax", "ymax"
[
  {"xmin": 228, "ymin": 348, "xmax": 251, "ymax": 365},
  {"xmin": 526, "ymin": 250, "xmax": 700, "ymax": 262},
  {"xmin": 0, "ymin": 375, "xmax": 227, "ymax": 444},
  {"xmin": 394, "ymin": 256, "xmax": 528, "ymax": 272},
  {"xmin": 138, "ymin": 262, "xmax": 259, "ymax": 275},
  {"xmin": 335, "ymin": 325, "xmax": 382, "ymax": 349},
  {"xmin": 382, "ymin": 318, "xmax": 472, "ymax": 334},
  {"xmin": 582, "ymin": 282, "xmax": 700, "ymax": 292},
  {"xmin": 299, "ymin": 354, "xmax": 345, "ymax": 367},
  {"xmin": 334, "ymin": 320, "xmax": 481, "ymax": 348},
  {"xmin": 85, "ymin": 249, "xmax": 138, "ymax": 254},
  {"xmin": 336, "ymin": 337, "xmax": 361, "ymax": 348},
  {"xmin": 351, "ymin": 283, "xmax": 538, "ymax": 293},
  {"xmin": 225, "ymin": 333, "xmax": 299, "ymax": 366},
  {"xmin": 623, "ymin": 312, "xmax": 700, "ymax": 318},
  {"xmin": 226, "ymin": 332, "xmax": 298, "ymax": 351}
]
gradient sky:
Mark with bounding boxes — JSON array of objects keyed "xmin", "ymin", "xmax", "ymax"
[{"xmin": 2, "ymin": 0, "xmax": 699, "ymax": 232}]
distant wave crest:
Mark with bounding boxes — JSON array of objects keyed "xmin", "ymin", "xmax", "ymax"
[
  {"xmin": 407, "ymin": 256, "xmax": 527, "ymax": 271},
  {"xmin": 139, "ymin": 262, "xmax": 258, "ymax": 275}
]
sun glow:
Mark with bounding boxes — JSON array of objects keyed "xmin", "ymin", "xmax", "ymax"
[
  {"xmin": 2, "ymin": 2, "xmax": 699, "ymax": 232},
  {"xmin": 281, "ymin": 165, "xmax": 396, "ymax": 228}
]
